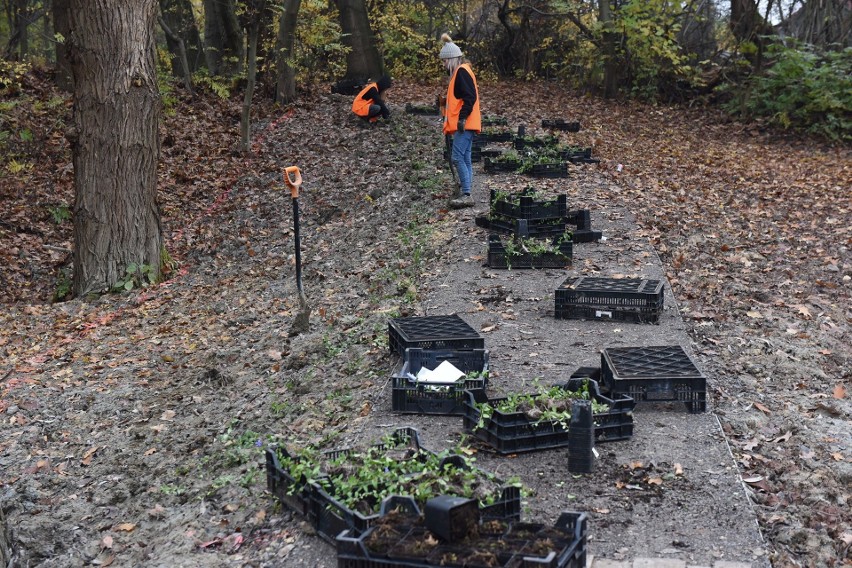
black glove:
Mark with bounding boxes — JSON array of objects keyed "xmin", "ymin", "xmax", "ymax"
[{"xmin": 458, "ymin": 118, "xmax": 466, "ymax": 133}]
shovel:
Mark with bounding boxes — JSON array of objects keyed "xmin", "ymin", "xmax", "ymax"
[{"xmin": 284, "ymin": 166, "xmax": 311, "ymax": 336}]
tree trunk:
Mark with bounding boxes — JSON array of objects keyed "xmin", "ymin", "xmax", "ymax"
[
  {"xmin": 158, "ymin": 14, "xmax": 195, "ymax": 94},
  {"xmin": 335, "ymin": 0, "xmax": 383, "ymax": 81},
  {"xmin": 203, "ymin": 0, "xmax": 244, "ymax": 76},
  {"xmin": 53, "ymin": 0, "xmax": 73, "ymax": 91},
  {"xmin": 158, "ymin": 0, "xmax": 204, "ymax": 76},
  {"xmin": 241, "ymin": 16, "xmax": 261, "ymax": 153},
  {"xmin": 599, "ymin": 0, "xmax": 620, "ymax": 99},
  {"xmin": 68, "ymin": 0, "xmax": 163, "ymax": 297},
  {"xmin": 276, "ymin": 0, "xmax": 301, "ymax": 104}
]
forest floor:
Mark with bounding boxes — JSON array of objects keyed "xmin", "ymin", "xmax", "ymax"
[{"xmin": 0, "ymin": 71, "xmax": 850, "ymax": 568}]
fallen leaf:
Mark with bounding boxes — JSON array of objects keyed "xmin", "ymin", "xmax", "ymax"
[
  {"xmin": 160, "ymin": 409, "xmax": 176, "ymax": 421},
  {"xmin": 647, "ymin": 477, "xmax": 663, "ymax": 485},
  {"xmin": 629, "ymin": 461, "xmax": 643, "ymax": 470},
  {"xmin": 144, "ymin": 448, "xmax": 157, "ymax": 456},
  {"xmin": 833, "ymin": 383, "xmax": 846, "ymax": 399},
  {"xmin": 674, "ymin": 463, "xmax": 683, "ymax": 476},
  {"xmin": 102, "ymin": 535, "xmax": 113, "ymax": 549},
  {"xmin": 831, "ymin": 452, "xmax": 844, "ymax": 461},
  {"xmin": 746, "ymin": 310, "xmax": 761, "ymax": 318},
  {"xmin": 359, "ymin": 401, "xmax": 371, "ymax": 417},
  {"xmin": 116, "ymin": 523, "xmax": 136, "ymax": 532},
  {"xmin": 480, "ymin": 324, "xmax": 497, "ymax": 332},
  {"xmin": 743, "ymin": 475, "xmax": 764, "ymax": 484},
  {"xmin": 592, "ymin": 507, "xmax": 611, "ymax": 514},
  {"xmin": 753, "ymin": 402, "xmax": 771, "ymax": 414},
  {"xmin": 795, "ymin": 304, "xmax": 812, "ymax": 319},
  {"xmin": 81, "ymin": 446, "xmax": 99, "ymax": 466},
  {"xmin": 771, "ymin": 431, "xmax": 792, "ymax": 444},
  {"xmin": 743, "ymin": 439, "xmax": 760, "ymax": 451}
]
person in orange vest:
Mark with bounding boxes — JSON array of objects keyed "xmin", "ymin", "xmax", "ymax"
[
  {"xmin": 351, "ymin": 75, "xmax": 392, "ymax": 124},
  {"xmin": 440, "ymin": 33, "xmax": 480, "ymax": 208}
]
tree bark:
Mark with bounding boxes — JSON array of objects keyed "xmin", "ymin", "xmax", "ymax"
[
  {"xmin": 276, "ymin": 0, "xmax": 301, "ymax": 104},
  {"xmin": 335, "ymin": 0, "xmax": 384, "ymax": 81},
  {"xmin": 158, "ymin": 0, "xmax": 204, "ymax": 76},
  {"xmin": 599, "ymin": 0, "xmax": 621, "ymax": 99},
  {"xmin": 68, "ymin": 0, "xmax": 163, "ymax": 297},
  {"xmin": 241, "ymin": 3, "xmax": 264, "ymax": 153},
  {"xmin": 203, "ymin": 0, "xmax": 244, "ymax": 76},
  {"xmin": 158, "ymin": 14, "xmax": 195, "ymax": 94},
  {"xmin": 53, "ymin": 0, "xmax": 73, "ymax": 91}
]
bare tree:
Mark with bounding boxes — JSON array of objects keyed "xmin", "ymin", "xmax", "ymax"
[
  {"xmin": 53, "ymin": 0, "xmax": 72, "ymax": 90},
  {"xmin": 67, "ymin": 0, "xmax": 163, "ymax": 296}
]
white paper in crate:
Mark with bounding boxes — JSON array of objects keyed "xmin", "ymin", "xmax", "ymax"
[{"xmin": 407, "ymin": 360, "xmax": 466, "ymax": 383}]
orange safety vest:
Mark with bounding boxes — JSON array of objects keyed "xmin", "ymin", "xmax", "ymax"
[
  {"xmin": 352, "ymin": 82, "xmax": 378, "ymax": 117},
  {"xmin": 443, "ymin": 64, "xmax": 481, "ymax": 135}
]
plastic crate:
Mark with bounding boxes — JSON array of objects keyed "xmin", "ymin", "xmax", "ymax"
[
  {"xmin": 601, "ymin": 346, "xmax": 707, "ymax": 413},
  {"xmin": 478, "ymin": 129, "xmax": 514, "ymax": 143},
  {"xmin": 487, "ymin": 234, "xmax": 573, "ymax": 270},
  {"xmin": 391, "ymin": 348, "xmax": 490, "ymax": 415},
  {"xmin": 513, "ymin": 135, "xmax": 560, "ymax": 151},
  {"xmin": 487, "ymin": 217, "xmax": 569, "ymax": 238},
  {"xmin": 404, "ymin": 103, "xmax": 439, "ymax": 115},
  {"xmin": 565, "ymin": 209, "xmax": 591, "ymax": 231},
  {"xmin": 269, "ymin": 427, "xmax": 520, "ymax": 544},
  {"xmin": 480, "ymin": 148, "xmax": 504, "ymax": 159},
  {"xmin": 559, "ymin": 147, "xmax": 592, "ymax": 160},
  {"xmin": 490, "ymin": 189, "xmax": 568, "ymax": 221},
  {"xmin": 542, "ymin": 119, "xmax": 581, "ymax": 132},
  {"xmin": 388, "ymin": 315, "xmax": 484, "ymax": 358},
  {"xmin": 311, "ymin": 464, "xmax": 521, "ymax": 544},
  {"xmin": 555, "ymin": 277, "xmax": 664, "ymax": 324},
  {"xmin": 337, "ymin": 511, "xmax": 588, "ymax": 568},
  {"xmin": 461, "ymin": 379, "xmax": 635, "ymax": 454},
  {"xmin": 528, "ymin": 162, "xmax": 569, "ymax": 178},
  {"xmin": 484, "ymin": 156, "xmax": 522, "ymax": 173},
  {"xmin": 571, "ymin": 230, "xmax": 602, "ymax": 243},
  {"xmin": 481, "ymin": 116, "xmax": 509, "ymax": 126}
]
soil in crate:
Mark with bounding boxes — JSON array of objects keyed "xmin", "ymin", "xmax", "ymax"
[
  {"xmin": 462, "ymin": 379, "xmax": 634, "ymax": 454},
  {"xmin": 339, "ymin": 511, "xmax": 589, "ymax": 568}
]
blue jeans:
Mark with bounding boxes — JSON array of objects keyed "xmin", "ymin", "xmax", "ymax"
[{"xmin": 452, "ymin": 130, "xmax": 474, "ymax": 195}]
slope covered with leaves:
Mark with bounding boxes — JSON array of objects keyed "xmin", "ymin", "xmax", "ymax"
[{"xmin": 0, "ymin": 73, "xmax": 850, "ymax": 567}]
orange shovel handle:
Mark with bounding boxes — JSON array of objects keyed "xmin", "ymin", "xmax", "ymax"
[{"xmin": 283, "ymin": 166, "xmax": 302, "ymax": 198}]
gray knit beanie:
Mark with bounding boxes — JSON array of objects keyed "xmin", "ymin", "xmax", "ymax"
[{"xmin": 439, "ymin": 33, "xmax": 463, "ymax": 60}]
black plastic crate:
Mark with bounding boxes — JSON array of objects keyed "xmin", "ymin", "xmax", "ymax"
[
  {"xmin": 404, "ymin": 103, "xmax": 439, "ymax": 115},
  {"xmin": 478, "ymin": 129, "xmax": 514, "ymax": 143},
  {"xmin": 391, "ymin": 348, "xmax": 490, "ymax": 415},
  {"xmin": 269, "ymin": 427, "xmax": 520, "ymax": 544},
  {"xmin": 481, "ymin": 115, "xmax": 509, "ymax": 126},
  {"xmin": 487, "ymin": 217, "xmax": 569, "ymax": 238},
  {"xmin": 528, "ymin": 162, "xmax": 569, "ymax": 178},
  {"xmin": 542, "ymin": 118, "xmax": 581, "ymax": 132},
  {"xmin": 487, "ymin": 234, "xmax": 573, "ymax": 270},
  {"xmin": 559, "ymin": 147, "xmax": 592, "ymax": 160},
  {"xmin": 601, "ymin": 346, "xmax": 707, "ymax": 413},
  {"xmin": 490, "ymin": 189, "xmax": 568, "ymax": 221},
  {"xmin": 565, "ymin": 209, "xmax": 591, "ymax": 231},
  {"xmin": 571, "ymin": 230, "xmax": 603, "ymax": 243},
  {"xmin": 555, "ymin": 277, "xmax": 664, "ymax": 324},
  {"xmin": 480, "ymin": 148, "xmax": 504, "ymax": 159},
  {"xmin": 513, "ymin": 135, "xmax": 560, "ymax": 151},
  {"xmin": 461, "ymin": 379, "xmax": 635, "ymax": 454},
  {"xmin": 337, "ymin": 511, "xmax": 588, "ymax": 568},
  {"xmin": 484, "ymin": 156, "xmax": 522, "ymax": 173},
  {"xmin": 388, "ymin": 315, "xmax": 484, "ymax": 358}
]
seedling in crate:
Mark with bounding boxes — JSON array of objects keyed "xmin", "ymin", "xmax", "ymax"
[{"xmin": 473, "ymin": 380, "xmax": 610, "ymax": 432}]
